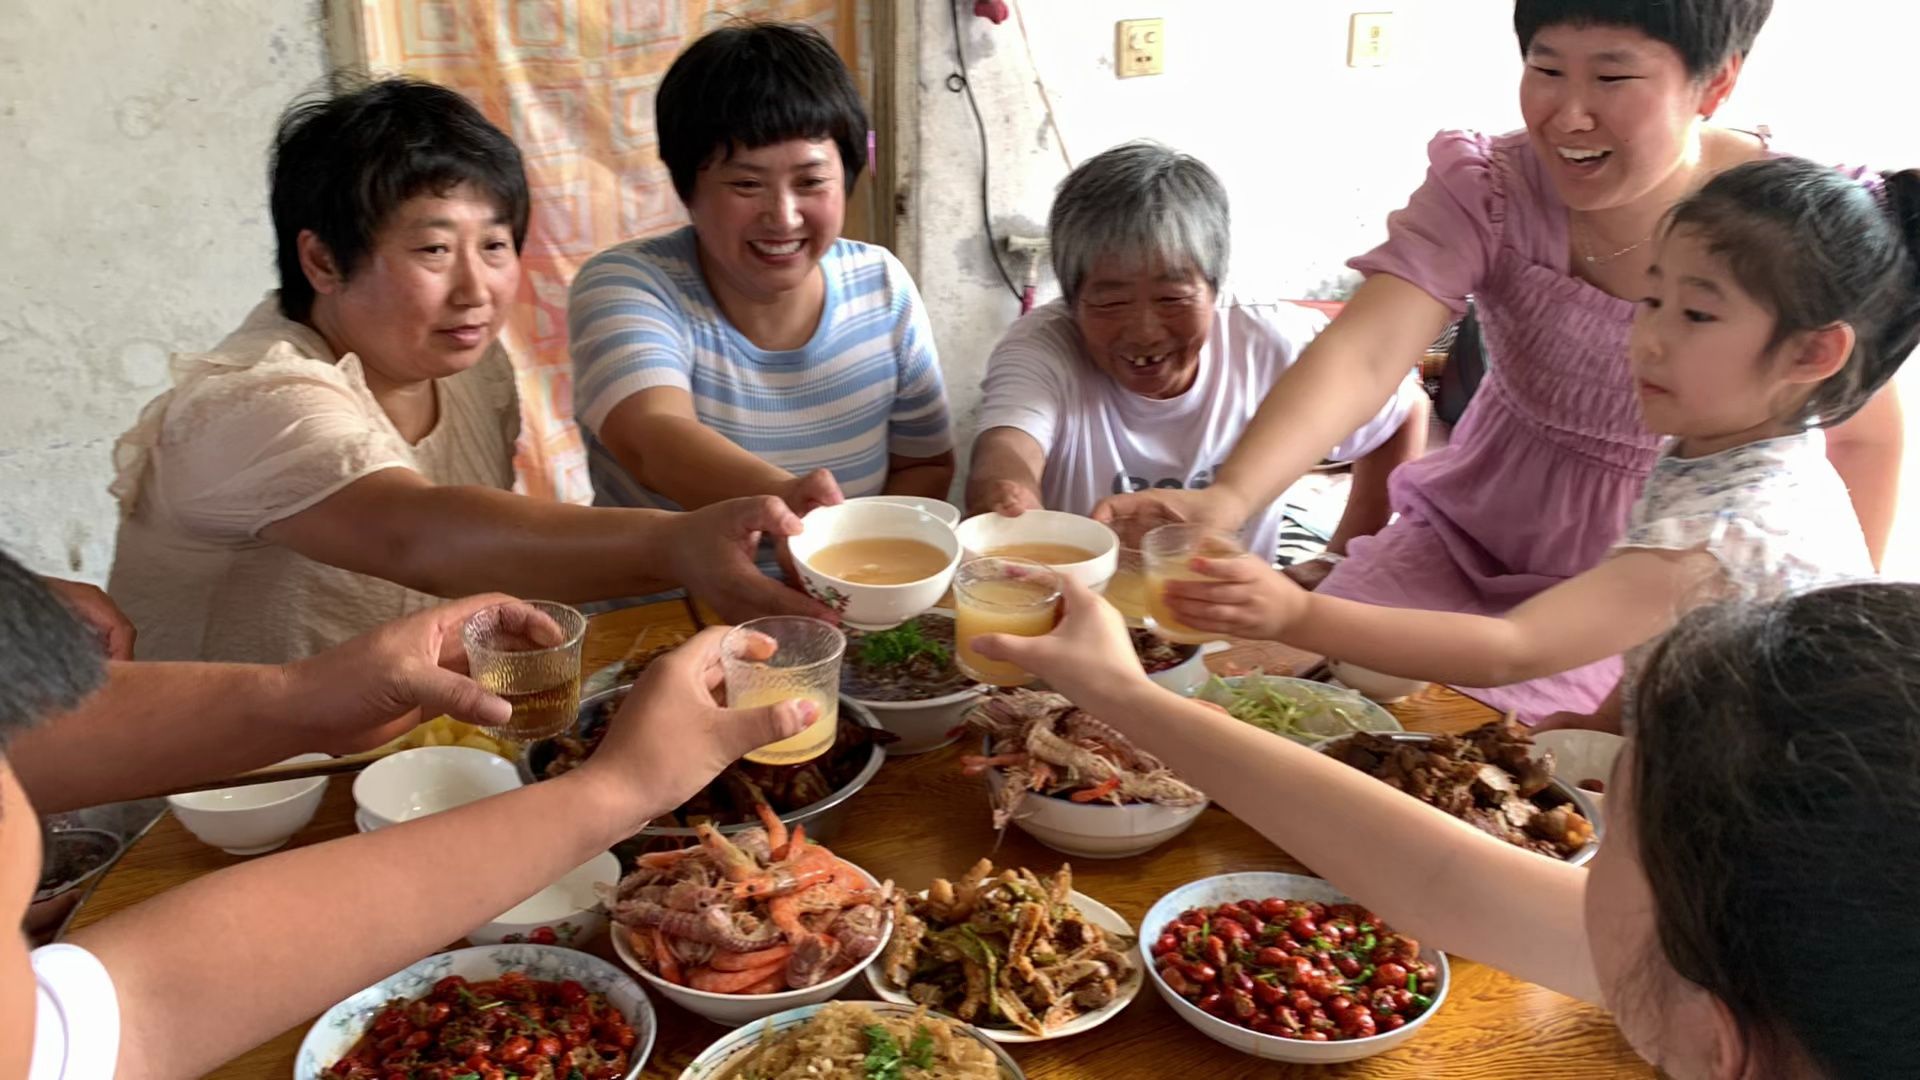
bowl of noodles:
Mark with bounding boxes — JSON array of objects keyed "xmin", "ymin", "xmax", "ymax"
[{"xmin": 678, "ymin": 1000, "xmax": 1024, "ymax": 1079}]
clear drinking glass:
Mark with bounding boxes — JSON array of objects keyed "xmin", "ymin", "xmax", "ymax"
[
  {"xmin": 461, "ymin": 600, "xmax": 588, "ymax": 742},
  {"xmin": 723, "ymin": 616, "xmax": 845, "ymax": 766},
  {"xmin": 1142, "ymin": 524, "xmax": 1252, "ymax": 645},
  {"xmin": 953, "ymin": 557, "xmax": 1063, "ymax": 687},
  {"xmin": 1103, "ymin": 546, "xmax": 1151, "ymax": 625}
]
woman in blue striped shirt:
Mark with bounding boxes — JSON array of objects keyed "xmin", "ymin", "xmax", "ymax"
[{"xmin": 570, "ymin": 22, "xmax": 955, "ymax": 548}]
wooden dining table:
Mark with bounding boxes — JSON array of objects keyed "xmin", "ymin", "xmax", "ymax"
[{"xmin": 70, "ymin": 599, "xmax": 1652, "ymax": 1079}]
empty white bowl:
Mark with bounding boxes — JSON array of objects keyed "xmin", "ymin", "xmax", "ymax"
[
  {"xmin": 788, "ymin": 502, "xmax": 962, "ymax": 631},
  {"xmin": 954, "ymin": 510, "xmax": 1120, "ymax": 590},
  {"xmin": 845, "ymin": 494, "xmax": 962, "ymax": 527},
  {"xmin": 469, "ymin": 850, "xmax": 620, "ymax": 947},
  {"xmin": 166, "ymin": 753, "xmax": 330, "ymax": 855},
  {"xmin": 983, "ymin": 759, "xmax": 1207, "ymax": 859},
  {"xmin": 611, "ymin": 859, "xmax": 891, "ymax": 1027},
  {"xmin": 1142, "ymin": 871, "xmax": 1451, "ymax": 1064},
  {"xmin": 352, "ymin": 746, "xmax": 524, "ymax": 830}
]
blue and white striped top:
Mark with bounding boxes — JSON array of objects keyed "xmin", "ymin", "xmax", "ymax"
[{"xmin": 569, "ymin": 226, "xmax": 953, "ymax": 510}]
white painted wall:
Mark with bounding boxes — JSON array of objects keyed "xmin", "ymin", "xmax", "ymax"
[
  {"xmin": 0, "ymin": 1, "xmax": 327, "ymax": 582},
  {"xmin": 907, "ymin": 0, "xmax": 1920, "ymax": 574}
]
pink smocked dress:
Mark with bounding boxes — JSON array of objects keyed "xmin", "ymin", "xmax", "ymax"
[{"xmin": 1321, "ymin": 131, "xmax": 1658, "ymax": 721}]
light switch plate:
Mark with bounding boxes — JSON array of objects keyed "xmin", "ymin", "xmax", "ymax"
[
  {"xmin": 1348, "ymin": 11, "xmax": 1392, "ymax": 67},
  {"xmin": 1116, "ymin": 18, "xmax": 1165, "ymax": 78}
]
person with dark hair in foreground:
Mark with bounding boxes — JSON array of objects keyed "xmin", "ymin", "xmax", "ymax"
[
  {"xmin": 971, "ymin": 576, "xmax": 1920, "ymax": 1079},
  {"xmin": 108, "ymin": 76, "xmax": 827, "ymax": 666},
  {"xmin": 1, "ymin": 548, "xmax": 816, "ymax": 1078},
  {"xmin": 1094, "ymin": 0, "xmax": 1907, "ymax": 726},
  {"xmin": 570, "ymin": 22, "xmax": 955, "ymax": 559}
]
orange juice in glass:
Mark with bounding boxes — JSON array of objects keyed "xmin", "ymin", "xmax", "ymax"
[
  {"xmin": 722, "ymin": 616, "xmax": 845, "ymax": 765},
  {"xmin": 1143, "ymin": 524, "xmax": 1250, "ymax": 645},
  {"xmin": 953, "ymin": 557, "xmax": 1062, "ymax": 687}
]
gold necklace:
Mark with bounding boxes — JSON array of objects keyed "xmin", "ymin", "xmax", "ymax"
[{"xmin": 1576, "ymin": 216, "xmax": 1652, "ymax": 265}]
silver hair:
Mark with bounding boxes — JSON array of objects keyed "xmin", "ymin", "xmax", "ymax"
[{"xmin": 1048, "ymin": 140, "xmax": 1229, "ymax": 303}]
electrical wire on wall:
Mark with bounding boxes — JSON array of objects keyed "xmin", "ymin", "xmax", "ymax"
[{"xmin": 947, "ymin": 0, "xmax": 1021, "ymax": 299}]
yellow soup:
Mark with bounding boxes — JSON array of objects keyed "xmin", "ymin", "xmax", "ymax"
[
  {"xmin": 955, "ymin": 578, "xmax": 1059, "ymax": 687},
  {"xmin": 808, "ymin": 538, "xmax": 950, "ymax": 585},
  {"xmin": 734, "ymin": 687, "xmax": 840, "ymax": 765},
  {"xmin": 985, "ymin": 542, "xmax": 1096, "ymax": 566}
]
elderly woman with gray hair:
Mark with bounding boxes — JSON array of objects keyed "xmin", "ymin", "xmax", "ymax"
[{"xmin": 966, "ymin": 142, "xmax": 1426, "ymax": 569}]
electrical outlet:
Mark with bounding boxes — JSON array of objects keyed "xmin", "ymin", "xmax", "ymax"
[
  {"xmin": 1116, "ymin": 18, "xmax": 1164, "ymax": 78},
  {"xmin": 1348, "ymin": 11, "xmax": 1392, "ymax": 68}
]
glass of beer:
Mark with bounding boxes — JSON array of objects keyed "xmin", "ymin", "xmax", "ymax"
[
  {"xmin": 723, "ymin": 616, "xmax": 845, "ymax": 766},
  {"xmin": 462, "ymin": 600, "xmax": 588, "ymax": 742},
  {"xmin": 1143, "ymin": 524, "xmax": 1251, "ymax": 645},
  {"xmin": 953, "ymin": 557, "xmax": 1062, "ymax": 687}
]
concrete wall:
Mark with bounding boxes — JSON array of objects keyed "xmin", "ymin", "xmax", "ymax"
[
  {"xmin": 0, "ymin": 1, "xmax": 328, "ymax": 582},
  {"xmin": 905, "ymin": 0, "xmax": 1920, "ymax": 574}
]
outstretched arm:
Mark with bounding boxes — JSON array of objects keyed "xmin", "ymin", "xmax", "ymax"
[
  {"xmin": 1166, "ymin": 547, "xmax": 1722, "ymax": 687},
  {"xmin": 970, "ymin": 581, "xmax": 1601, "ymax": 1001}
]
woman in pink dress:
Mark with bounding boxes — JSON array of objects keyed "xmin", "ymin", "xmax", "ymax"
[{"xmin": 1098, "ymin": 0, "xmax": 1906, "ymax": 721}]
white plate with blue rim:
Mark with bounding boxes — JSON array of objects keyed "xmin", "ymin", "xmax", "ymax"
[{"xmin": 294, "ymin": 943, "xmax": 655, "ymax": 1079}]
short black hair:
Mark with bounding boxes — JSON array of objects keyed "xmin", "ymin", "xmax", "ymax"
[
  {"xmin": 270, "ymin": 74, "xmax": 530, "ymax": 322},
  {"xmin": 0, "ymin": 552, "xmax": 105, "ymax": 749},
  {"xmin": 655, "ymin": 21, "xmax": 868, "ymax": 202},
  {"xmin": 1513, "ymin": 0, "xmax": 1772, "ymax": 78}
]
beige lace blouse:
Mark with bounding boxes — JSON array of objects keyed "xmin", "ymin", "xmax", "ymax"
[{"xmin": 108, "ymin": 294, "xmax": 519, "ymax": 663}]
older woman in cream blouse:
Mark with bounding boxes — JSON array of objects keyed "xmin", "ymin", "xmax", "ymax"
[{"xmin": 110, "ymin": 77, "xmax": 826, "ymax": 664}]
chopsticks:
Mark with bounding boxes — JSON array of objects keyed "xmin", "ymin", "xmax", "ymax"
[{"xmin": 150, "ymin": 747, "xmax": 400, "ymax": 799}]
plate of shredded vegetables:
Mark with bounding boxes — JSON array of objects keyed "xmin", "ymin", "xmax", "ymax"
[{"xmin": 1189, "ymin": 674, "xmax": 1401, "ymax": 746}]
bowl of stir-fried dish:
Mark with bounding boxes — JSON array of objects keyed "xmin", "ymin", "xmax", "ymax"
[
  {"xmin": 841, "ymin": 613, "xmax": 986, "ymax": 756},
  {"xmin": 1189, "ymin": 674, "xmax": 1402, "ymax": 745},
  {"xmin": 1133, "ymin": 629, "xmax": 1210, "ymax": 694},
  {"xmin": 866, "ymin": 859, "xmax": 1142, "ymax": 1043},
  {"xmin": 1143, "ymin": 872, "xmax": 1450, "ymax": 1064},
  {"xmin": 965, "ymin": 690, "xmax": 1208, "ymax": 859},
  {"xmin": 678, "ymin": 1000, "xmax": 1024, "ymax": 1080},
  {"xmin": 519, "ymin": 684, "xmax": 891, "ymax": 863},
  {"xmin": 1313, "ymin": 724, "xmax": 1603, "ymax": 864},
  {"xmin": 298, "ymin": 944, "xmax": 653, "ymax": 1080}
]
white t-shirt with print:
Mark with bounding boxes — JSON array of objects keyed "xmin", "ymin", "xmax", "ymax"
[
  {"xmin": 29, "ymin": 944, "xmax": 119, "ymax": 1080},
  {"xmin": 976, "ymin": 298, "xmax": 1419, "ymax": 559}
]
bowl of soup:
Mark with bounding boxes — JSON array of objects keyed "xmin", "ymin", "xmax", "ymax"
[
  {"xmin": 954, "ymin": 510, "xmax": 1120, "ymax": 591},
  {"xmin": 788, "ymin": 502, "xmax": 963, "ymax": 630}
]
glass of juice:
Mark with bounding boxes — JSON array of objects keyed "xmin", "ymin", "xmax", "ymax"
[
  {"xmin": 722, "ymin": 616, "xmax": 845, "ymax": 766},
  {"xmin": 1103, "ymin": 547, "xmax": 1150, "ymax": 625},
  {"xmin": 1142, "ymin": 524, "xmax": 1251, "ymax": 645},
  {"xmin": 953, "ymin": 557, "xmax": 1063, "ymax": 687},
  {"xmin": 462, "ymin": 600, "xmax": 588, "ymax": 742}
]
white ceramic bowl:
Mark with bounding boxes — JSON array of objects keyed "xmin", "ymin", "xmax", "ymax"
[
  {"xmin": 469, "ymin": 850, "xmax": 621, "ymax": 947},
  {"xmin": 1189, "ymin": 674, "xmax": 1403, "ymax": 744},
  {"xmin": 165, "ymin": 753, "xmax": 330, "ymax": 855},
  {"xmin": 352, "ymin": 746, "xmax": 524, "ymax": 830},
  {"xmin": 1142, "ymin": 639, "xmax": 1221, "ymax": 695},
  {"xmin": 1532, "ymin": 729, "xmax": 1625, "ymax": 812},
  {"xmin": 983, "ymin": 754, "xmax": 1207, "ymax": 859},
  {"xmin": 842, "ymin": 610, "xmax": 986, "ymax": 755},
  {"xmin": 954, "ymin": 510, "xmax": 1120, "ymax": 590},
  {"xmin": 611, "ymin": 860, "xmax": 892, "ymax": 1026},
  {"xmin": 1328, "ymin": 659, "xmax": 1430, "ymax": 704},
  {"xmin": 787, "ymin": 502, "xmax": 963, "ymax": 631},
  {"xmin": 678, "ymin": 1000, "xmax": 1025, "ymax": 1079},
  {"xmin": 846, "ymin": 494, "xmax": 962, "ymax": 527},
  {"xmin": 1142, "ymin": 872, "xmax": 1451, "ymax": 1064},
  {"xmin": 295, "ymin": 944, "xmax": 655, "ymax": 1080},
  {"xmin": 865, "ymin": 888, "xmax": 1143, "ymax": 1042}
]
